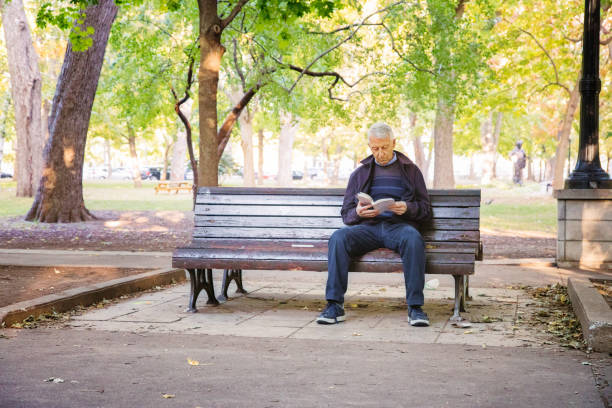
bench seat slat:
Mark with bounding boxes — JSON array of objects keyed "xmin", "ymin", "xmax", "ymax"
[
  {"xmin": 172, "ymin": 257, "xmax": 474, "ymax": 275},
  {"xmin": 173, "ymin": 248, "xmax": 474, "ymax": 264},
  {"xmin": 195, "ymin": 205, "xmax": 480, "ymax": 219},
  {"xmin": 192, "ymin": 227, "xmax": 479, "ymax": 241},
  {"xmin": 186, "ymin": 238, "xmax": 479, "ymax": 253},
  {"xmin": 194, "ymin": 215, "xmax": 479, "ymax": 231}
]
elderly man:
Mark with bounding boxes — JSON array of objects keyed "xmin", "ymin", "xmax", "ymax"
[{"xmin": 317, "ymin": 123, "xmax": 432, "ymax": 326}]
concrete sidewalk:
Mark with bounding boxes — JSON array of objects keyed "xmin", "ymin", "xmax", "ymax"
[{"xmin": 0, "ymin": 249, "xmax": 610, "ymax": 407}]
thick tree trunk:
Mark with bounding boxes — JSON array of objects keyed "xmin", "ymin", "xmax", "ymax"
[
  {"xmin": 171, "ymin": 99, "xmax": 191, "ymax": 181},
  {"xmin": 480, "ymin": 111, "xmax": 502, "ymax": 184},
  {"xmin": 278, "ymin": 113, "xmax": 297, "ymax": 186},
  {"xmin": 433, "ymin": 97, "xmax": 455, "ymax": 188},
  {"xmin": 197, "ymin": 2, "xmax": 224, "ymax": 187},
  {"xmin": 527, "ymin": 155, "xmax": 534, "ymax": 181},
  {"xmin": 127, "ymin": 126, "xmax": 142, "ymax": 188},
  {"xmin": 25, "ymin": 0, "xmax": 118, "ymax": 222},
  {"xmin": 257, "ymin": 129, "xmax": 264, "ymax": 185},
  {"xmin": 1, "ymin": 0, "xmax": 43, "ymax": 197},
  {"xmin": 552, "ymin": 78, "xmax": 580, "ymax": 190}
]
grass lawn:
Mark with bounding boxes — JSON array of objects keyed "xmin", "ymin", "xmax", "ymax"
[{"xmin": 0, "ymin": 179, "xmax": 557, "ymax": 236}]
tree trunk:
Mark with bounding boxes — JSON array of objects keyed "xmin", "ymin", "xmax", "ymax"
[
  {"xmin": 104, "ymin": 137, "xmax": 112, "ymax": 178},
  {"xmin": 480, "ymin": 111, "xmax": 501, "ymax": 184},
  {"xmin": 25, "ymin": 0, "xmax": 118, "ymax": 222},
  {"xmin": 552, "ymin": 78, "xmax": 580, "ymax": 190},
  {"xmin": 227, "ymin": 90, "xmax": 255, "ymax": 186},
  {"xmin": 127, "ymin": 125, "xmax": 142, "ymax": 188},
  {"xmin": 277, "ymin": 112, "xmax": 297, "ymax": 186},
  {"xmin": 197, "ymin": 1, "xmax": 224, "ymax": 187},
  {"xmin": 171, "ymin": 99, "xmax": 191, "ymax": 181},
  {"xmin": 1, "ymin": 0, "xmax": 43, "ymax": 197},
  {"xmin": 408, "ymin": 112, "xmax": 427, "ymax": 173},
  {"xmin": 257, "ymin": 129, "xmax": 264, "ymax": 185},
  {"xmin": 161, "ymin": 139, "xmax": 171, "ymax": 181},
  {"xmin": 433, "ymin": 97, "xmax": 455, "ymax": 188}
]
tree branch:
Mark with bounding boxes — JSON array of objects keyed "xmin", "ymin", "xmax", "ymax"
[
  {"xmin": 517, "ymin": 27, "xmax": 563, "ymax": 90},
  {"xmin": 308, "ymin": 22, "xmax": 384, "ymax": 34},
  {"xmin": 220, "ymin": 0, "xmax": 250, "ymax": 29},
  {"xmin": 216, "ymin": 83, "xmax": 263, "ymax": 159},
  {"xmin": 380, "ymin": 21, "xmax": 434, "ymax": 74},
  {"xmin": 285, "ymin": 0, "xmax": 409, "ymax": 93},
  {"xmin": 232, "ymin": 38, "xmax": 247, "ymax": 90}
]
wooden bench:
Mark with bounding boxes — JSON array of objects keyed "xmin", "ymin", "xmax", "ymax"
[
  {"xmin": 155, "ymin": 181, "xmax": 193, "ymax": 194},
  {"xmin": 172, "ymin": 187, "xmax": 482, "ymax": 320}
]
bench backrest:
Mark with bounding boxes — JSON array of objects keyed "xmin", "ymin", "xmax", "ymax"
[{"xmin": 193, "ymin": 187, "xmax": 480, "ymax": 256}]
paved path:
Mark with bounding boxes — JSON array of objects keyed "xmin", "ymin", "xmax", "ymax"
[{"xmin": 0, "ymin": 249, "xmax": 610, "ymax": 407}]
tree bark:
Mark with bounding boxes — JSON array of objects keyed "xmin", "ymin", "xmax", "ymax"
[
  {"xmin": 0, "ymin": 95, "xmax": 9, "ymax": 172},
  {"xmin": 161, "ymin": 139, "xmax": 171, "ymax": 181},
  {"xmin": 171, "ymin": 99, "xmax": 191, "ymax": 181},
  {"xmin": 552, "ymin": 78, "xmax": 580, "ymax": 190},
  {"xmin": 25, "ymin": 0, "xmax": 118, "ymax": 222},
  {"xmin": 104, "ymin": 137, "xmax": 112, "ymax": 179},
  {"xmin": 277, "ymin": 113, "xmax": 297, "ymax": 186},
  {"xmin": 1, "ymin": 0, "xmax": 43, "ymax": 197},
  {"xmin": 227, "ymin": 90, "xmax": 255, "ymax": 186},
  {"xmin": 480, "ymin": 111, "xmax": 502, "ymax": 184},
  {"xmin": 257, "ymin": 129, "xmax": 264, "ymax": 185},
  {"xmin": 433, "ymin": 97, "xmax": 455, "ymax": 188},
  {"xmin": 197, "ymin": 1, "xmax": 224, "ymax": 187},
  {"xmin": 127, "ymin": 125, "xmax": 142, "ymax": 188}
]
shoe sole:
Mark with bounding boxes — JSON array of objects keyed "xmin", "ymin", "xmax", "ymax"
[
  {"xmin": 316, "ymin": 315, "xmax": 346, "ymax": 324},
  {"xmin": 408, "ymin": 318, "xmax": 430, "ymax": 327}
]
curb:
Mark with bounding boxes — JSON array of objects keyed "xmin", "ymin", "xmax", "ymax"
[
  {"xmin": 0, "ymin": 268, "xmax": 186, "ymax": 328},
  {"xmin": 477, "ymin": 258, "xmax": 556, "ymax": 267},
  {"xmin": 567, "ymin": 277, "xmax": 612, "ymax": 352}
]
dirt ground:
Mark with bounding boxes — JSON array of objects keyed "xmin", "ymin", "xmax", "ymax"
[
  {"xmin": 0, "ymin": 210, "xmax": 556, "ymax": 258},
  {"xmin": 0, "ymin": 265, "xmax": 151, "ymax": 308}
]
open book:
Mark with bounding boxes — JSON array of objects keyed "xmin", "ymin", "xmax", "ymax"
[{"xmin": 357, "ymin": 192, "xmax": 396, "ymax": 212}]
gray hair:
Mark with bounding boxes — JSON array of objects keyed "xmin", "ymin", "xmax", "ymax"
[{"xmin": 367, "ymin": 122, "xmax": 394, "ymax": 141}]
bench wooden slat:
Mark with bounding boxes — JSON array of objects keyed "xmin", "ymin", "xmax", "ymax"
[
  {"xmin": 192, "ymin": 227, "xmax": 479, "ymax": 241},
  {"xmin": 172, "ymin": 257, "xmax": 474, "ymax": 275},
  {"xmin": 194, "ymin": 205, "xmax": 480, "ymax": 219},
  {"xmin": 194, "ymin": 215, "xmax": 479, "ymax": 231},
  {"xmin": 197, "ymin": 187, "xmax": 481, "ymax": 197},
  {"xmin": 173, "ymin": 247, "xmax": 474, "ymax": 264},
  {"xmin": 187, "ymin": 238, "xmax": 480, "ymax": 253},
  {"xmin": 196, "ymin": 194, "xmax": 480, "ymax": 207}
]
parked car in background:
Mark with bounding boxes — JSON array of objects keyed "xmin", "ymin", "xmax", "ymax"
[
  {"xmin": 141, "ymin": 166, "xmax": 170, "ymax": 180},
  {"xmin": 107, "ymin": 167, "xmax": 133, "ymax": 180},
  {"xmin": 292, "ymin": 170, "xmax": 303, "ymax": 180},
  {"xmin": 0, "ymin": 171, "xmax": 13, "ymax": 179}
]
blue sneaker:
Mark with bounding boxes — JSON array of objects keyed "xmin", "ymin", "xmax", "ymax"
[
  {"xmin": 316, "ymin": 302, "xmax": 346, "ymax": 324},
  {"xmin": 408, "ymin": 306, "xmax": 430, "ymax": 327}
]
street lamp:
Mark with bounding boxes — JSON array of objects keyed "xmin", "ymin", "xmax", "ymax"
[{"xmin": 565, "ymin": 0, "xmax": 612, "ymax": 188}]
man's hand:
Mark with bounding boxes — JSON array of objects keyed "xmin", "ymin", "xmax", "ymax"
[
  {"xmin": 356, "ymin": 201, "xmax": 380, "ymax": 218},
  {"xmin": 389, "ymin": 201, "xmax": 407, "ymax": 215}
]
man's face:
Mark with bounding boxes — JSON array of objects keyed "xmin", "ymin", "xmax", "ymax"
[{"xmin": 368, "ymin": 137, "xmax": 396, "ymax": 165}]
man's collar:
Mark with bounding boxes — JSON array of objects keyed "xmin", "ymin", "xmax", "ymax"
[
  {"xmin": 361, "ymin": 151, "xmax": 414, "ymax": 166},
  {"xmin": 374, "ymin": 152, "xmax": 397, "ymax": 167}
]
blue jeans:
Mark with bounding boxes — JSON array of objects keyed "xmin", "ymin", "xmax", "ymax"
[{"xmin": 325, "ymin": 222, "xmax": 425, "ymax": 306}]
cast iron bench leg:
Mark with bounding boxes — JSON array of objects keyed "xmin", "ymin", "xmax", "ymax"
[
  {"xmin": 451, "ymin": 274, "xmax": 467, "ymax": 321},
  {"xmin": 218, "ymin": 269, "xmax": 248, "ymax": 302},
  {"xmin": 186, "ymin": 268, "xmax": 219, "ymax": 312}
]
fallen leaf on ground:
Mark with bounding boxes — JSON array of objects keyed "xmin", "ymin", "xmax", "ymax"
[
  {"xmin": 463, "ymin": 330, "xmax": 473, "ymax": 334},
  {"xmin": 162, "ymin": 393, "xmax": 175, "ymax": 399},
  {"xmin": 187, "ymin": 359, "xmax": 199, "ymax": 366}
]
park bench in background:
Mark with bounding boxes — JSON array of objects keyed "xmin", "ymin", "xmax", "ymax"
[
  {"xmin": 155, "ymin": 181, "xmax": 193, "ymax": 194},
  {"xmin": 172, "ymin": 187, "xmax": 482, "ymax": 320}
]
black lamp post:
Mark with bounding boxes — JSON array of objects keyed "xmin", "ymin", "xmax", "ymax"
[{"xmin": 565, "ymin": 0, "xmax": 612, "ymax": 188}]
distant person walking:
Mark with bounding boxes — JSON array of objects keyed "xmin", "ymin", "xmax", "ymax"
[{"xmin": 510, "ymin": 141, "xmax": 527, "ymax": 185}]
